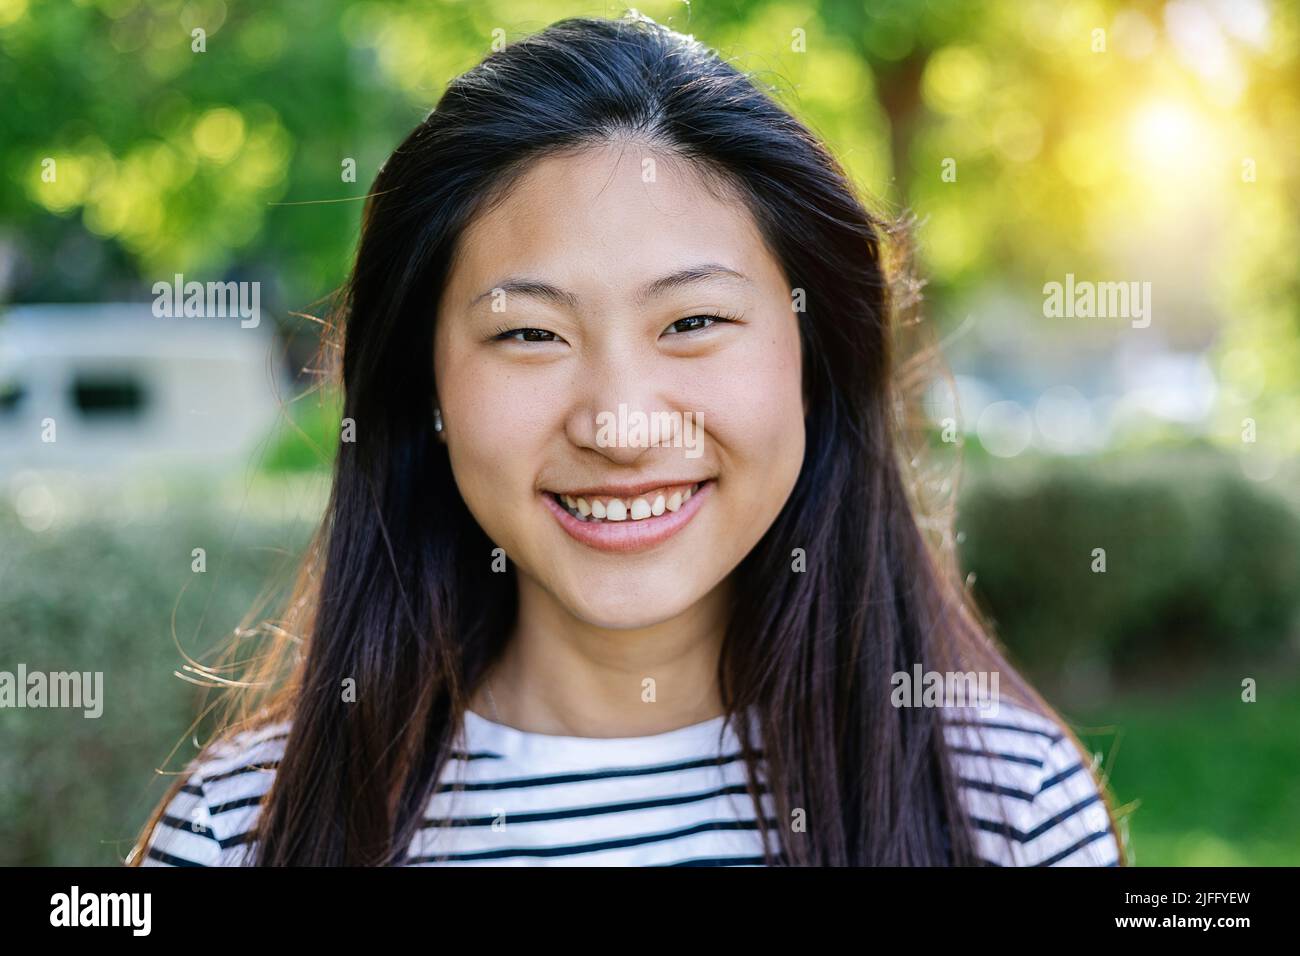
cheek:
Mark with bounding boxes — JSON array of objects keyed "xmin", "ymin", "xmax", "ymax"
[
  {"xmin": 697, "ymin": 318, "xmax": 805, "ymax": 481},
  {"xmin": 677, "ymin": 319, "xmax": 803, "ymax": 587},
  {"xmin": 438, "ymin": 336, "xmax": 554, "ymax": 457},
  {"xmin": 435, "ymin": 346, "xmax": 556, "ymax": 525}
]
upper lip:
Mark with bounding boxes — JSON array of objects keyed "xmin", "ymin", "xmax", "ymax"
[{"xmin": 544, "ymin": 478, "xmax": 711, "ymax": 498}]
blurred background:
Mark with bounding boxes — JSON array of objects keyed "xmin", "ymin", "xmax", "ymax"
[{"xmin": 1, "ymin": 0, "xmax": 1297, "ymax": 865}]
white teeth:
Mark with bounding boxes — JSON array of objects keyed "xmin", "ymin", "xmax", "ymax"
[{"xmin": 553, "ymin": 481, "xmax": 704, "ymax": 522}]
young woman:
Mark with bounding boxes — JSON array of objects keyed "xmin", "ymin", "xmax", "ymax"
[{"xmin": 132, "ymin": 14, "xmax": 1124, "ymax": 867}]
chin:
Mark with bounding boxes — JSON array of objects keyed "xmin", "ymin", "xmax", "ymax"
[{"xmin": 557, "ymin": 586, "xmax": 700, "ymax": 632}]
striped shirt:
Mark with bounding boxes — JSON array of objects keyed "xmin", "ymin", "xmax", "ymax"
[{"xmin": 141, "ymin": 699, "xmax": 1120, "ymax": 866}]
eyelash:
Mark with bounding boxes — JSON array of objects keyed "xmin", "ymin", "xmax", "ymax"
[{"xmin": 489, "ymin": 313, "xmax": 739, "ymax": 343}]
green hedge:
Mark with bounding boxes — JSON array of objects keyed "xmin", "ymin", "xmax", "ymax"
[
  {"xmin": 956, "ymin": 452, "xmax": 1300, "ymax": 679},
  {"xmin": 0, "ymin": 500, "xmax": 314, "ymax": 865}
]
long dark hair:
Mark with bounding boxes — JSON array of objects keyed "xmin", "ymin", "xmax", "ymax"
[{"xmin": 133, "ymin": 13, "xmax": 1124, "ymax": 866}]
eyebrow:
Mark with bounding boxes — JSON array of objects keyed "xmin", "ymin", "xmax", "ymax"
[{"xmin": 467, "ymin": 263, "xmax": 751, "ymax": 311}]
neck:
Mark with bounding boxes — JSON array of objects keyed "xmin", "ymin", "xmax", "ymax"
[{"xmin": 476, "ymin": 573, "xmax": 732, "ymax": 737}]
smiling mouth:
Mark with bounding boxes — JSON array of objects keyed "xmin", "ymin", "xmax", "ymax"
[
  {"xmin": 541, "ymin": 479, "xmax": 713, "ymax": 553},
  {"xmin": 547, "ymin": 481, "xmax": 703, "ymax": 522}
]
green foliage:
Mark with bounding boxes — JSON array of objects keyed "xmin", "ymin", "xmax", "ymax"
[
  {"xmin": 5, "ymin": 0, "xmax": 1299, "ymax": 448},
  {"xmin": 0, "ymin": 499, "xmax": 314, "ymax": 865},
  {"xmin": 957, "ymin": 451, "xmax": 1300, "ymax": 677},
  {"xmin": 261, "ymin": 388, "xmax": 343, "ymax": 474}
]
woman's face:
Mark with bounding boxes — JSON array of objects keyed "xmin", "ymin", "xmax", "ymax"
[{"xmin": 433, "ymin": 143, "xmax": 805, "ymax": 630}]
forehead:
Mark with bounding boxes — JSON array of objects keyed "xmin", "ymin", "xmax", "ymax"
[{"xmin": 444, "ymin": 142, "xmax": 777, "ymax": 304}]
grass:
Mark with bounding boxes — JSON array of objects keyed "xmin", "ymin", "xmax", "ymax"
[{"xmin": 1073, "ymin": 671, "xmax": 1300, "ymax": 866}]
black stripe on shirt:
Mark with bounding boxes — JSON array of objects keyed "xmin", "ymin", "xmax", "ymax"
[
  {"xmin": 970, "ymin": 792, "xmax": 1103, "ymax": 843},
  {"xmin": 219, "ymin": 830, "xmax": 255, "ymax": 850},
  {"xmin": 160, "ymin": 814, "xmax": 220, "ymax": 840},
  {"xmin": 959, "ymin": 761, "xmax": 1086, "ymax": 802},
  {"xmin": 662, "ymin": 855, "xmax": 770, "ymax": 866},
  {"xmin": 1034, "ymin": 827, "xmax": 1115, "ymax": 865},
  {"xmin": 422, "ymin": 782, "xmax": 765, "ymax": 829},
  {"xmin": 943, "ymin": 718, "xmax": 1065, "ymax": 744},
  {"xmin": 406, "ymin": 817, "xmax": 779, "ymax": 863},
  {"xmin": 949, "ymin": 746, "xmax": 1045, "ymax": 768},
  {"xmin": 433, "ymin": 751, "xmax": 751, "ymax": 793},
  {"xmin": 205, "ymin": 762, "xmax": 278, "ymax": 784},
  {"xmin": 210, "ymin": 795, "xmax": 268, "ymax": 816},
  {"xmin": 146, "ymin": 847, "xmax": 208, "ymax": 867}
]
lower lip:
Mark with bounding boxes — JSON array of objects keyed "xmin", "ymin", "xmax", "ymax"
[{"xmin": 542, "ymin": 481, "xmax": 713, "ymax": 554}]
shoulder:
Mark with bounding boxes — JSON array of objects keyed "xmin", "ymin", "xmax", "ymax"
[
  {"xmin": 139, "ymin": 720, "xmax": 291, "ymax": 867},
  {"xmin": 941, "ymin": 698, "xmax": 1122, "ymax": 866}
]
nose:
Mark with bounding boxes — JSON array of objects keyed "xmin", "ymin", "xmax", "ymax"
[{"xmin": 564, "ymin": 343, "xmax": 676, "ymax": 466}]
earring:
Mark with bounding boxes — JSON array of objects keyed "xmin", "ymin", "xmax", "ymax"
[{"xmin": 433, "ymin": 405, "xmax": 444, "ymax": 433}]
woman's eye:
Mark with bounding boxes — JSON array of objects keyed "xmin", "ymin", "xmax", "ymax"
[
  {"xmin": 493, "ymin": 327, "xmax": 559, "ymax": 343},
  {"xmin": 664, "ymin": 314, "xmax": 729, "ymax": 335}
]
